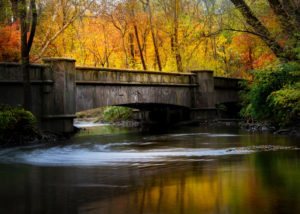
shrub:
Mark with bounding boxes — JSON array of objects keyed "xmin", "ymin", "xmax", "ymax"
[
  {"xmin": 0, "ymin": 105, "xmax": 37, "ymax": 144},
  {"xmin": 240, "ymin": 61, "xmax": 300, "ymax": 127},
  {"xmin": 268, "ymin": 83, "xmax": 300, "ymax": 126},
  {"xmin": 102, "ymin": 106, "xmax": 133, "ymax": 123}
]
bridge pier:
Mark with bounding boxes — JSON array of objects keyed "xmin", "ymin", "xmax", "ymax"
[
  {"xmin": 191, "ymin": 70, "xmax": 217, "ymax": 119},
  {"xmin": 41, "ymin": 58, "xmax": 77, "ymax": 133}
]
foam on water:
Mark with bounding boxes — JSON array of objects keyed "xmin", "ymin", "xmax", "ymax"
[
  {"xmin": 143, "ymin": 133, "xmax": 242, "ymax": 140},
  {"xmin": 0, "ymin": 144, "xmax": 253, "ymax": 166},
  {"xmin": 74, "ymin": 122, "xmax": 110, "ymax": 128}
]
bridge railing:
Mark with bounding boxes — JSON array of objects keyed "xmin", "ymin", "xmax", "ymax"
[{"xmin": 75, "ymin": 66, "xmax": 195, "ymax": 86}]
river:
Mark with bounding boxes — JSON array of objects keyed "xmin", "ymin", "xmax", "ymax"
[{"xmin": 0, "ymin": 124, "xmax": 300, "ymax": 214}]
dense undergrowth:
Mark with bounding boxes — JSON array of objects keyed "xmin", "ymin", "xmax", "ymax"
[
  {"xmin": 240, "ymin": 44, "xmax": 300, "ymax": 128},
  {"xmin": 0, "ymin": 105, "xmax": 38, "ymax": 144}
]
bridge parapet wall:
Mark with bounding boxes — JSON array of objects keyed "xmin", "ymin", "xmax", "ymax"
[
  {"xmin": 0, "ymin": 62, "xmax": 50, "ymax": 81},
  {"xmin": 214, "ymin": 77, "xmax": 244, "ymax": 105},
  {"xmin": 0, "ymin": 62, "xmax": 52, "ymax": 126},
  {"xmin": 214, "ymin": 77, "xmax": 242, "ymax": 89},
  {"xmin": 75, "ymin": 67, "xmax": 194, "ymax": 86}
]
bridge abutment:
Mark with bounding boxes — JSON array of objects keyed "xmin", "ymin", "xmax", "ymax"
[
  {"xmin": 190, "ymin": 70, "xmax": 217, "ymax": 119},
  {"xmin": 191, "ymin": 70, "xmax": 215, "ymax": 108},
  {"xmin": 42, "ymin": 58, "xmax": 77, "ymax": 133}
]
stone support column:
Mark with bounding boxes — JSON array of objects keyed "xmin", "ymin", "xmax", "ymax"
[
  {"xmin": 42, "ymin": 58, "xmax": 76, "ymax": 133},
  {"xmin": 190, "ymin": 70, "xmax": 217, "ymax": 119},
  {"xmin": 191, "ymin": 70, "xmax": 215, "ymax": 108}
]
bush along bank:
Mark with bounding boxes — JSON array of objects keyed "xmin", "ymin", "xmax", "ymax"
[
  {"xmin": 76, "ymin": 106, "xmax": 140, "ymax": 127},
  {"xmin": 239, "ymin": 56, "xmax": 300, "ymax": 135},
  {"xmin": 0, "ymin": 105, "xmax": 40, "ymax": 145},
  {"xmin": 0, "ymin": 105, "xmax": 64, "ymax": 146}
]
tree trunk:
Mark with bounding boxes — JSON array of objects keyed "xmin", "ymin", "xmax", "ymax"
[
  {"xmin": 10, "ymin": 0, "xmax": 18, "ymax": 23},
  {"xmin": 18, "ymin": 0, "xmax": 37, "ymax": 111},
  {"xmin": 172, "ymin": 0, "xmax": 183, "ymax": 72},
  {"xmin": 129, "ymin": 32, "xmax": 135, "ymax": 68},
  {"xmin": 146, "ymin": 0, "xmax": 162, "ymax": 71},
  {"xmin": 121, "ymin": 35, "xmax": 129, "ymax": 68},
  {"xmin": 281, "ymin": 0, "xmax": 300, "ymax": 29},
  {"xmin": 230, "ymin": 0, "xmax": 286, "ymax": 59},
  {"xmin": 133, "ymin": 24, "xmax": 147, "ymax": 70},
  {"xmin": 267, "ymin": 0, "xmax": 297, "ymax": 37},
  {"xmin": 19, "ymin": 0, "xmax": 31, "ymax": 110}
]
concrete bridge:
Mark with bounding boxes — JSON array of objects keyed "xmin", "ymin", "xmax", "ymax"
[{"xmin": 0, "ymin": 58, "xmax": 242, "ymax": 133}]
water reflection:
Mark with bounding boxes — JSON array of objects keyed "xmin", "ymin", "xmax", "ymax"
[
  {"xmin": 76, "ymin": 151, "xmax": 300, "ymax": 214},
  {"xmin": 0, "ymin": 125, "xmax": 299, "ymax": 214}
]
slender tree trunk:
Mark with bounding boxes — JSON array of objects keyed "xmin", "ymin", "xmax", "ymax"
[
  {"xmin": 19, "ymin": 0, "xmax": 31, "ymax": 111},
  {"xmin": 129, "ymin": 32, "xmax": 135, "ymax": 68},
  {"xmin": 146, "ymin": 0, "xmax": 162, "ymax": 71},
  {"xmin": 172, "ymin": 0, "xmax": 183, "ymax": 72},
  {"xmin": 129, "ymin": 0, "xmax": 147, "ymax": 70},
  {"xmin": 18, "ymin": 0, "xmax": 37, "ymax": 111},
  {"xmin": 121, "ymin": 35, "xmax": 129, "ymax": 68},
  {"xmin": 133, "ymin": 25, "xmax": 147, "ymax": 70},
  {"xmin": 10, "ymin": 0, "xmax": 18, "ymax": 23},
  {"xmin": 267, "ymin": 0, "xmax": 297, "ymax": 37},
  {"xmin": 28, "ymin": 0, "xmax": 37, "ymax": 53}
]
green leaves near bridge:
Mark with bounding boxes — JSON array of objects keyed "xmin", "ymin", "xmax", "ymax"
[
  {"xmin": 0, "ymin": 105, "xmax": 37, "ymax": 144},
  {"xmin": 240, "ymin": 60, "xmax": 300, "ymax": 127},
  {"xmin": 102, "ymin": 106, "xmax": 134, "ymax": 123}
]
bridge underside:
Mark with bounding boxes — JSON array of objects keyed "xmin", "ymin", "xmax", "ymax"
[{"xmin": 76, "ymin": 85, "xmax": 192, "ymax": 112}]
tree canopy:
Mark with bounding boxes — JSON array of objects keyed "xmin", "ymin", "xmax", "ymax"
[{"xmin": 0, "ymin": 0, "xmax": 299, "ymax": 77}]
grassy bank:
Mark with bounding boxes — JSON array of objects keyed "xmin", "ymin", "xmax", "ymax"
[{"xmin": 76, "ymin": 106, "xmax": 136, "ymax": 123}]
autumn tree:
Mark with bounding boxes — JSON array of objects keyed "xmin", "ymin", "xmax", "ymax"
[
  {"xmin": 34, "ymin": 0, "xmax": 94, "ymax": 60},
  {"xmin": 6, "ymin": 0, "xmax": 37, "ymax": 110},
  {"xmin": 145, "ymin": 0, "xmax": 162, "ymax": 71},
  {"xmin": 229, "ymin": 0, "xmax": 300, "ymax": 60}
]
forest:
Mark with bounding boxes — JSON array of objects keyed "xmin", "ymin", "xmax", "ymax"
[{"xmin": 0, "ymin": 0, "xmax": 299, "ymax": 128}]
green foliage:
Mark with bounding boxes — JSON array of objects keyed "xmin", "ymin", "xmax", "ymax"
[
  {"xmin": 216, "ymin": 104, "xmax": 227, "ymax": 112},
  {"xmin": 0, "ymin": 105, "xmax": 37, "ymax": 144},
  {"xmin": 268, "ymin": 83, "xmax": 300, "ymax": 126},
  {"xmin": 240, "ymin": 61, "xmax": 300, "ymax": 127},
  {"xmin": 102, "ymin": 106, "xmax": 133, "ymax": 123}
]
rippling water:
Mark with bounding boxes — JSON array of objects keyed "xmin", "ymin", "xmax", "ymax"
[{"xmin": 0, "ymin": 124, "xmax": 300, "ymax": 213}]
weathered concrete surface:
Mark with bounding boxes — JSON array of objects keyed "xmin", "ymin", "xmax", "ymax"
[
  {"xmin": 0, "ymin": 58, "xmax": 244, "ymax": 133},
  {"xmin": 214, "ymin": 77, "xmax": 242, "ymax": 104},
  {"xmin": 0, "ymin": 62, "xmax": 51, "ymax": 126},
  {"xmin": 191, "ymin": 70, "xmax": 215, "ymax": 108},
  {"xmin": 76, "ymin": 67, "xmax": 193, "ymax": 84},
  {"xmin": 76, "ymin": 67, "xmax": 194, "ymax": 111},
  {"xmin": 42, "ymin": 58, "xmax": 77, "ymax": 132}
]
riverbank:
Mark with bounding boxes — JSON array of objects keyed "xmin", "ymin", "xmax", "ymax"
[
  {"xmin": 75, "ymin": 115, "xmax": 300, "ymax": 137},
  {"xmin": 240, "ymin": 121, "xmax": 300, "ymax": 137},
  {"xmin": 0, "ymin": 128, "xmax": 81, "ymax": 148},
  {"xmin": 194, "ymin": 119, "xmax": 300, "ymax": 137}
]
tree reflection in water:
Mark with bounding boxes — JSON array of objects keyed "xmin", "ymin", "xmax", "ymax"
[{"xmin": 79, "ymin": 151, "xmax": 300, "ymax": 214}]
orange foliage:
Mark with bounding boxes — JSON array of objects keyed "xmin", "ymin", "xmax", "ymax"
[
  {"xmin": 0, "ymin": 0, "xmax": 289, "ymax": 78},
  {"xmin": 230, "ymin": 33, "xmax": 275, "ymax": 75},
  {"xmin": 0, "ymin": 22, "xmax": 20, "ymax": 62}
]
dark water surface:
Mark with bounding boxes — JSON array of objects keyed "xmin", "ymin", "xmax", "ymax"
[{"xmin": 1, "ymin": 125, "xmax": 300, "ymax": 214}]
